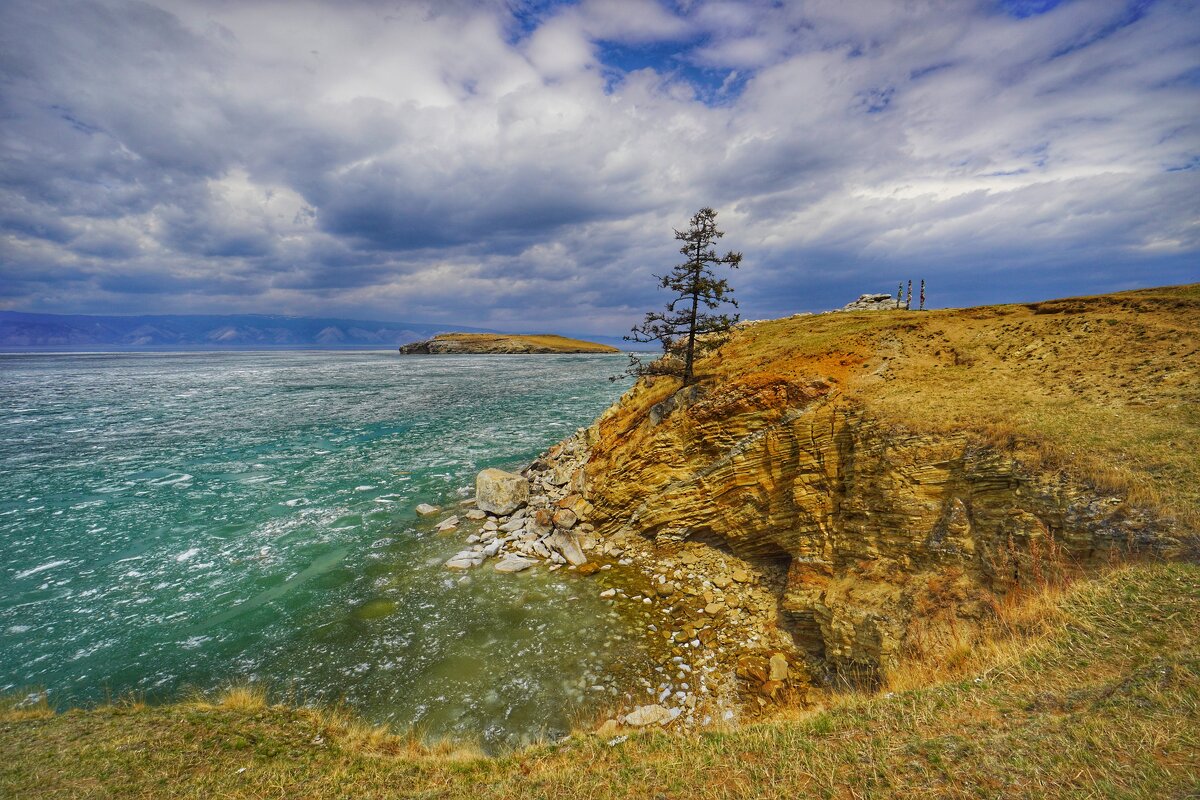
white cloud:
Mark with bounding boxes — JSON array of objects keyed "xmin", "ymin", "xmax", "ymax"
[{"xmin": 0, "ymin": 0, "xmax": 1196, "ymax": 331}]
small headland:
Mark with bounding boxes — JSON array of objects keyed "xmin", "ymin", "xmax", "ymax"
[{"xmin": 399, "ymin": 333, "xmax": 620, "ymax": 354}]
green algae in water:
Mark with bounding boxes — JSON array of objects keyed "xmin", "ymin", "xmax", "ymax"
[
  {"xmin": 0, "ymin": 350, "xmax": 634, "ymax": 749},
  {"xmin": 352, "ymin": 598, "xmax": 398, "ymax": 621}
]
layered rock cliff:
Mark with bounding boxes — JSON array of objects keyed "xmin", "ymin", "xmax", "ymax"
[{"xmin": 576, "ymin": 285, "xmax": 1198, "ymax": 679}]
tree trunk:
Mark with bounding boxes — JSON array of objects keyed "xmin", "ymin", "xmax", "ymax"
[{"xmin": 683, "ymin": 260, "xmax": 701, "ymax": 386}]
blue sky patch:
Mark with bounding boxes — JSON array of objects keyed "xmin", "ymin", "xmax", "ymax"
[{"xmin": 998, "ymin": 0, "xmax": 1067, "ymax": 18}]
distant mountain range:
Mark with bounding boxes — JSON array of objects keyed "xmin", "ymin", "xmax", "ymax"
[{"xmin": 0, "ymin": 311, "xmax": 636, "ymax": 350}]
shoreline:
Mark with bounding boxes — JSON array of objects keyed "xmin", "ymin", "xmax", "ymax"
[{"xmin": 421, "ymin": 423, "xmax": 816, "ymax": 732}]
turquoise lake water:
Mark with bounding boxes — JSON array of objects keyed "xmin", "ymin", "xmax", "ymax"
[{"xmin": 0, "ymin": 350, "xmax": 634, "ymax": 747}]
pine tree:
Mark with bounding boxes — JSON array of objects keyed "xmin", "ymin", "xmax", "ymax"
[{"xmin": 624, "ymin": 207, "xmax": 742, "ymax": 386}]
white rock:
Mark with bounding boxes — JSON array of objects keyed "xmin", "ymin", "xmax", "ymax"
[
  {"xmin": 445, "ymin": 551, "xmax": 481, "ymax": 570},
  {"xmin": 415, "ymin": 503, "xmax": 439, "ymax": 516},
  {"xmin": 494, "ymin": 554, "xmax": 537, "ymax": 573},
  {"xmin": 624, "ymin": 704, "xmax": 672, "ymax": 727},
  {"xmin": 545, "ymin": 530, "xmax": 587, "ymax": 566},
  {"xmin": 435, "ymin": 516, "xmax": 460, "ymax": 532},
  {"xmin": 600, "ymin": 588, "xmax": 617, "ymax": 599}
]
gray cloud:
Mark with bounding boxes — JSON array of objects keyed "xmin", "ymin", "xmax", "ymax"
[{"xmin": 1, "ymin": 0, "xmax": 1197, "ymax": 334}]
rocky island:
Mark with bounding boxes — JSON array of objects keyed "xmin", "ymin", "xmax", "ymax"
[{"xmin": 399, "ymin": 332, "xmax": 619, "ymax": 354}]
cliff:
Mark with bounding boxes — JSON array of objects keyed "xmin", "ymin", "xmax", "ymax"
[
  {"xmin": 399, "ymin": 333, "xmax": 620, "ymax": 354},
  {"xmin": 577, "ymin": 284, "xmax": 1199, "ymax": 680}
]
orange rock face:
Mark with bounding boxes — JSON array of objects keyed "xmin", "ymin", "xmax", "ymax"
[{"xmin": 576, "ymin": 287, "xmax": 1196, "ymax": 677}]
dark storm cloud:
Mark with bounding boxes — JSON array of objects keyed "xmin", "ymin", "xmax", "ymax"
[{"xmin": 0, "ymin": 0, "xmax": 1197, "ymax": 333}]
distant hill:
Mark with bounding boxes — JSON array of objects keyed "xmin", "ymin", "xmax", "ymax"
[{"xmin": 0, "ymin": 312, "xmax": 638, "ymax": 350}]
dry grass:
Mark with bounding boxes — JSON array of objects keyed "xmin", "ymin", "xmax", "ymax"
[
  {"xmin": 3, "ymin": 562, "xmax": 1197, "ymax": 799},
  {"xmin": 702, "ymin": 284, "xmax": 1200, "ymax": 538}
]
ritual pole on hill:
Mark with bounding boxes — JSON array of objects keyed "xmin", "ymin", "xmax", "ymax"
[
  {"xmin": 906, "ymin": 280, "xmax": 912, "ymax": 310},
  {"xmin": 920, "ymin": 280, "xmax": 925, "ymax": 311},
  {"xmin": 897, "ymin": 283, "xmax": 903, "ymax": 309}
]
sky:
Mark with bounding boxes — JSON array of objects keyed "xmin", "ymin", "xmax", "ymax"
[{"xmin": 1, "ymin": 0, "xmax": 1197, "ymax": 336}]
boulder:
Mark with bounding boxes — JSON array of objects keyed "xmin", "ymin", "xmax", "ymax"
[
  {"xmin": 494, "ymin": 554, "xmax": 537, "ymax": 573},
  {"xmin": 475, "ymin": 469, "xmax": 529, "ymax": 515},
  {"xmin": 624, "ymin": 704, "xmax": 671, "ymax": 727},
  {"xmin": 545, "ymin": 530, "xmax": 587, "ymax": 566},
  {"xmin": 841, "ymin": 292, "xmax": 897, "ymax": 312},
  {"xmin": 769, "ymin": 653, "xmax": 789, "ymax": 682},
  {"xmin": 415, "ymin": 503, "xmax": 439, "ymax": 516}
]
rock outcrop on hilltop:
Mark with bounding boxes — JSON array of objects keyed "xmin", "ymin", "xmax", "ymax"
[
  {"xmin": 399, "ymin": 333, "xmax": 619, "ymax": 354},
  {"xmin": 570, "ymin": 285, "xmax": 1198, "ymax": 681}
]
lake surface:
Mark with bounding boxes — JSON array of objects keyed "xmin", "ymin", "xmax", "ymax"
[{"xmin": 0, "ymin": 350, "xmax": 633, "ymax": 748}]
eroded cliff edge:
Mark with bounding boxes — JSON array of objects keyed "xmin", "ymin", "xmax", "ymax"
[{"xmin": 574, "ymin": 285, "xmax": 1199, "ymax": 680}]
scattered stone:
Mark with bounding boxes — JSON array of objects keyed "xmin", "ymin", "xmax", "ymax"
[
  {"xmin": 415, "ymin": 503, "xmax": 439, "ymax": 516},
  {"xmin": 545, "ymin": 530, "xmax": 587, "ymax": 566},
  {"xmin": 475, "ymin": 468, "xmax": 529, "ymax": 515},
  {"xmin": 482, "ymin": 519, "xmax": 499, "ymax": 531},
  {"xmin": 704, "ymin": 602, "xmax": 724, "ymax": 616},
  {"xmin": 527, "ymin": 508, "xmax": 554, "ymax": 536},
  {"xmin": 599, "ymin": 588, "xmax": 617, "ymax": 599},
  {"xmin": 499, "ymin": 517, "xmax": 525, "ymax": 532},
  {"xmin": 551, "ymin": 508, "xmax": 578, "ymax": 529},
  {"xmin": 445, "ymin": 551, "xmax": 481, "ymax": 570},
  {"xmin": 465, "ymin": 509, "xmax": 487, "ymax": 521},
  {"xmin": 681, "ymin": 552, "xmax": 700, "ymax": 565},
  {"xmin": 494, "ymin": 554, "xmax": 537, "ymax": 573},
  {"xmin": 732, "ymin": 569, "xmax": 751, "ymax": 583},
  {"xmin": 624, "ymin": 704, "xmax": 672, "ymax": 727},
  {"xmin": 655, "ymin": 582, "xmax": 676, "ymax": 597},
  {"xmin": 713, "ymin": 575, "xmax": 731, "ymax": 589},
  {"xmin": 577, "ymin": 562, "xmax": 601, "ymax": 576},
  {"xmin": 435, "ymin": 516, "xmax": 460, "ymax": 532}
]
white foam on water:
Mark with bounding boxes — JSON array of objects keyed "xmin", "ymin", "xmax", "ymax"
[
  {"xmin": 175, "ymin": 548, "xmax": 200, "ymax": 563},
  {"xmin": 13, "ymin": 560, "xmax": 68, "ymax": 580},
  {"xmin": 149, "ymin": 473, "xmax": 193, "ymax": 487},
  {"xmin": 354, "ymin": 485, "xmax": 376, "ymax": 491},
  {"xmin": 6, "ymin": 625, "xmax": 32, "ymax": 634},
  {"xmin": 282, "ymin": 497, "xmax": 308, "ymax": 507}
]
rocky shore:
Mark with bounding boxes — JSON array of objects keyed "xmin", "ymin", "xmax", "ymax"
[{"xmin": 414, "ymin": 424, "xmax": 814, "ymax": 733}]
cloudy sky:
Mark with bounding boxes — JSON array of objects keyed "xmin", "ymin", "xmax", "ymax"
[{"xmin": 1, "ymin": 0, "xmax": 1197, "ymax": 335}]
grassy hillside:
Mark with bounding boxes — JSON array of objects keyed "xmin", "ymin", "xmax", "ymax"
[
  {"xmin": 3, "ymin": 563, "xmax": 1196, "ymax": 798},
  {"xmin": 618, "ymin": 283, "xmax": 1198, "ymax": 536},
  {"xmin": 4, "ymin": 285, "xmax": 1197, "ymax": 798}
]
